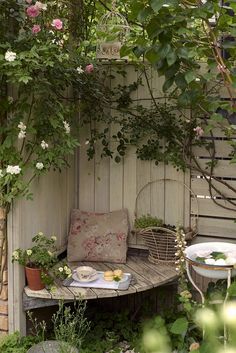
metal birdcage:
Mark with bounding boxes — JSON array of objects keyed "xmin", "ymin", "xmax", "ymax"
[{"xmin": 96, "ymin": 0, "xmax": 130, "ymax": 60}]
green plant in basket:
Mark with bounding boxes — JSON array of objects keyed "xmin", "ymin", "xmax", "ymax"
[{"xmin": 134, "ymin": 214, "xmax": 163, "ymax": 229}]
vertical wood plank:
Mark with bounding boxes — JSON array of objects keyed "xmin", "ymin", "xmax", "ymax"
[
  {"xmin": 149, "ymin": 69, "xmax": 166, "ymax": 222},
  {"xmin": 94, "ymin": 134, "xmax": 110, "ymax": 213},
  {"xmin": 123, "ymin": 65, "xmax": 138, "ymax": 245},
  {"xmin": 78, "ymin": 126, "xmax": 95, "ymax": 211},
  {"xmin": 109, "ymin": 65, "xmax": 124, "ymax": 212},
  {"xmin": 135, "ymin": 67, "xmax": 152, "ymax": 245},
  {"xmin": 164, "ymin": 166, "xmax": 185, "ymax": 226},
  {"xmin": 150, "ymin": 163, "xmax": 165, "ymax": 221}
]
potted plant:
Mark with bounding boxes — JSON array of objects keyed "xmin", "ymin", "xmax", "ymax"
[{"xmin": 12, "ymin": 232, "xmax": 58, "ymax": 290}]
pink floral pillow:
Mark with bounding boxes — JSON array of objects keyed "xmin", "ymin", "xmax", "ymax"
[{"xmin": 67, "ymin": 209, "xmax": 129, "ymax": 263}]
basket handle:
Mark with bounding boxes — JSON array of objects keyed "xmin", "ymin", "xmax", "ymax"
[{"xmin": 134, "ymin": 178, "xmax": 199, "ymax": 228}]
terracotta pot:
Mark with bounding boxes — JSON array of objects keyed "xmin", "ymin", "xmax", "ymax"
[{"xmin": 25, "ymin": 266, "xmax": 45, "ymax": 290}]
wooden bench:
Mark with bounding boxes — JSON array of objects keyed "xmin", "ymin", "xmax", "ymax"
[{"xmin": 23, "ymin": 253, "xmax": 178, "ymax": 311}]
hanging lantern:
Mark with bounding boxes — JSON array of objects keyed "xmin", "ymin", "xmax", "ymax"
[{"xmin": 96, "ymin": 0, "xmax": 130, "ymax": 60}]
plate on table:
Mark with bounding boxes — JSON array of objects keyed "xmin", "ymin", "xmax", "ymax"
[{"xmin": 72, "ymin": 272, "xmax": 98, "ymax": 283}]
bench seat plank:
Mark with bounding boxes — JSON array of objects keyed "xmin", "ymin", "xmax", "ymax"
[
  {"xmin": 24, "ymin": 287, "xmax": 52, "ymax": 299},
  {"xmin": 129, "ymin": 256, "xmax": 177, "ymax": 282},
  {"xmin": 23, "ymin": 255, "xmax": 178, "ymax": 310}
]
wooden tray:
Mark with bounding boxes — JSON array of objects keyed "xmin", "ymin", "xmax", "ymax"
[{"xmin": 63, "ymin": 271, "xmax": 132, "ymax": 290}]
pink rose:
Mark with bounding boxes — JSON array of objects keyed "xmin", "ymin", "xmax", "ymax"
[
  {"xmin": 85, "ymin": 64, "xmax": 94, "ymax": 73},
  {"xmin": 32, "ymin": 25, "xmax": 41, "ymax": 34},
  {"xmin": 193, "ymin": 126, "xmax": 204, "ymax": 137},
  {"xmin": 52, "ymin": 19, "xmax": 63, "ymax": 30},
  {"xmin": 26, "ymin": 5, "xmax": 40, "ymax": 17}
]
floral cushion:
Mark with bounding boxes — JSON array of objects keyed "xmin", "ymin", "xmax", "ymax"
[{"xmin": 67, "ymin": 209, "xmax": 129, "ymax": 263}]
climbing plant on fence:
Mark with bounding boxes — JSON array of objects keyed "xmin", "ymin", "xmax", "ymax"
[
  {"xmin": 0, "ymin": 0, "xmax": 119, "ymax": 297},
  {"xmin": 83, "ymin": 1, "xmax": 236, "ymax": 217}
]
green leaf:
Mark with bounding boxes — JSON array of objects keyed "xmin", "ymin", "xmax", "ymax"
[
  {"xmin": 211, "ymin": 113, "xmax": 224, "ymax": 123},
  {"xmin": 170, "ymin": 317, "xmax": 188, "ymax": 335},
  {"xmin": 145, "ymin": 48, "xmax": 159, "ymax": 63},
  {"xmin": 150, "ymin": 0, "xmax": 166, "ymax": 13},
  {"xmin": 115, "ymin": 156, "xmax": 121, "ymax": 163},
  {"xmin": 163, "ymin": 77, "xmax": 174, "ymax": 92},
  {"xmin": 137, "ymin": 7, "xmax": 153, "ymax": 22},
  {"xmin": 185, "ymin": 71, "xmax": 196, "ymax": 84},
  {"xmin": 175, "ymin": 74, "xmax": 187, "ymax": 89},
  {"xmin": 166, "ymin": 51, "xmax": 177, "ymax": 66},
  {"xmin": 158, "ymin": 43, "xmax": 171, "ymax": 59}
]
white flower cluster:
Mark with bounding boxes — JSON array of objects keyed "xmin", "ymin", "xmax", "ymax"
[
  {"xmin": 6, "ymin": 165, "xmax": 21, "ymax": 175},
  {"xmin": 27, "ymin": 249, "xmax": 32, "ymax": 256},
  {"xmin": 174, "ymin": 228, "xmax": 187, "ymax": 272},
  {"xmin": 41, "ymin": 140, "xmax": 48, "ymax": 149},
  {"xmin": 12, "ymin": 250, "xmax": 19, "ymax": 260},
  {"xmin": 76, "ymin": 66, "xmax": 84, "ymax": 74},
  {"xmin": 58, "ymin": 265, "xmax": 72, "ymax": 277},
  {"xmin": 18, "ymin": 121, "xmax": 27, "ymax": 139},
  {"xmin": 35, "ymin": 1, "xmax": 47, "ymax": 10},
  {"xmin": 63, "ymin": 120, "xmax": 70, "ymax": 134},
  {"xmin": 5, "ymin": 50, "xmax": 17, "ymax": 62},
  {"xmin": 36, "ymin": 162, "xmax": 44, "ymax": 170}
]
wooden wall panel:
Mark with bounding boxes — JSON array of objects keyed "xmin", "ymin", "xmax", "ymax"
[
  {"xmin": 8, "ymin": 157, "xmax": 76, "ymax": 334},
  {"xmin": 191, "ymin": 126, "xmax": 236, "ymax": 243}
]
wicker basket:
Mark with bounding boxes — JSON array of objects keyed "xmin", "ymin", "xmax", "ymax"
[{"xmin": 134, "ymin": 179, "xmax": 199, "ymax": 264}]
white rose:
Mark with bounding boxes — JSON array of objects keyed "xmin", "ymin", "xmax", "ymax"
[
  {"xmin": 58, "ymin": 267, "xmax": 64, "ymax": 272},
  {"xmin": 38, "ymin": 232, "xmax": 44, "ymax": 236},
  {"xmin": 5, "ymin": 50, "xmax": 17, "ymax": 62},
  {"xmin": 36, "ymin": 162, "xmax": 44, "ymax": 170},
  {"xmin": 65, "ymin": 268, "xmax": 71, "ymax": 275},
  {"xmin": 6, "ymin": 165, "xmax": 21, "ymax": 175},
  {"xmin": 18, "ymin": 130, "xmax": 26, "ymax": 139},
  {"xmin": 76, "ymin": 66, "xmax": 84, "ymax": 74},
  {"xmin": 18, "ymin": 122, "xmax": 26, "ymax": 131},
  {"xmin": 12, "ymin": 250, "xmax": 19, "ymax": 260},
  {"xmin": 41, "ymin": 140, "xmax": 49, "ymax": 149},
  {"xmin": 35, "ymin": 1, "xmax": 47, "ymax": 10},
  {"xmin": 63, "ymin": 121, "xmax": 70, "ymax": 134},
  {"xmin": 51, "ymin": 236, "xmax": 57, "ymax": 241},
  {"xmin": 8, "ymin": 96, "xmax": 14, "ymax": 104},
  {"xmin": 26, "ymin": 249, "xmax": 32, "ymax": 256}
]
